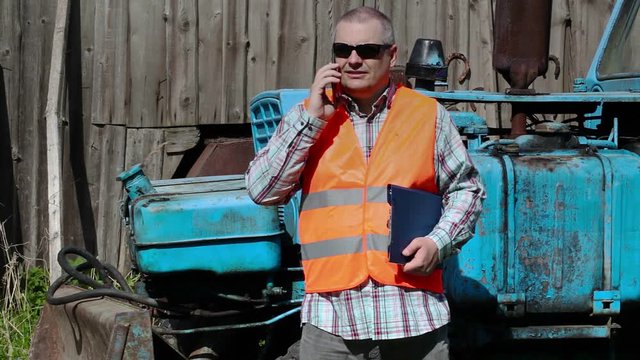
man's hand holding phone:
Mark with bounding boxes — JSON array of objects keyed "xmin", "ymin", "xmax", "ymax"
[{"xmin": 307, "ymin": 63, "xmax": 342, "ymax": 121}]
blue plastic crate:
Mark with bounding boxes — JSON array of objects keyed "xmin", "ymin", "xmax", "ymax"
[
  {"xmin": 249, "ymin": 93, "xmax": 281, "ymax": 154},
  {"xmin": 249, "ymin": 90, "xmax": 309, "ymax": 153}
]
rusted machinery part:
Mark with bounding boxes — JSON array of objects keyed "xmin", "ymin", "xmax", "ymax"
[{"xmin": 447, "ymin": 52, "xmax": 471, "ymax": 85}]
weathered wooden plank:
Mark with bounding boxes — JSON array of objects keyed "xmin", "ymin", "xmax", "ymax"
[
  {"xmin": 45, "ymin": 0, "xmax": 71, "ymax": 282},
  {"xmin": 220, "ymin": 0, "xmax": 248, "ymax": 124},
  {"xmin": 161, "ymin": 126, "xmax": 199, "ymax": 178},
  {"xmin": 164, "ymin": 127, "xmax": 200, "ymax": 154},
  {"xmin": 435, "ymin": 0, "xmax": 449, "ymax": 52},
  {"xmin": 276, "ymin": 0, "xmax": 316, "ymax": 89},
  {"xmin": 125, "ymin": 128, "xmax": 166, "ymax": 181},
  {"xmin": 446, "ymin": 0, "xmax": 471, "ymax": 92},
  {"xmin": 61, "ymin": 0, "xmax": 101, "ymax": 256},
  {"xmin": 87, "ymin": 124, "xmax": 126, "ymax": 269},
  {"xmin": 91, "ymin": 0, "xmax": 108, "ymax": 125},
  {"xmin": 112, "ymin": 0, "xmax": 129, "ymax": 126},
  {"xmin": 0, "ymin": 71, "xmax": 17, "ymax": 268},
  {"xmin": 118, "ymin": 221, "xmax": 132, "ymax": 274},
  {"xmin": 568, "ymin": 0, "xmax": 615, "ymax": 81},
  {"xmin": 162, "ymin": 153, "xmax": 185, "ymax": 179},
  {"xmin": 129, "ymin": 0, "xmax": 167, "ymax": 127},
  {"xmin": 468, "ymin": 0, "xmax": 498, "ymax": 127},
  {"xmin": 166, "ymin": 0, "xmax": 198, "ymax": 126},
  {"xmin": 0, "ymin": 0, "xmax": 21, "ymax": 250},
  {"xmin": 530, "ymin": 0, "xmax": 569, "ymax": 95},
  {"xmin": 197, "ymin": 0, "xmax": 223, "ymax": 124},
  {"xmin": 246, "ymin": 0, "xmax": 279, "ymax": 100},
  {"xmin": 0, "ymin": 0, "xmax": 20, "ymax": 139},
  {"xmin": 16, "ymin": 0, "xmax": 57, "ymax": 263},
  {"xmin": 489, "ymin": 0, "xmax": 511, "ymax": 128},
  {"xmin": 522, "ymin": 0, "xmax": 571, "ymax": 126},
  {"xmin": 92, "ymin": 0, "xmax": 128, "ymax": 125},
  {"xmin": 374, "ymin": 1, "xmax": 408, "ymax": 63},
  {"xmin": 80, "ymin": 0, "xmax": 95, "ymax": 138}
]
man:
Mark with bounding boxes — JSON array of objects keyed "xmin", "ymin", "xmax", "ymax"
[{"xmin": 246, "ymin": 7, "xmax": 484, "ymax": 360}]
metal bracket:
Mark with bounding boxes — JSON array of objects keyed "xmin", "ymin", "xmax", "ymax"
[
  {"xmin": 593, "ymin": 290, "xmax": 621, "ymax": 315},
  {"xmin": 498, "ymin": 292, "xmax": 526, "ymax": 317}
]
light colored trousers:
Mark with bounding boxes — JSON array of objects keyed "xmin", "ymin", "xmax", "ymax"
[{"xmin": 299, "ymin": 323, "xmax": 449, "ymax": 360}]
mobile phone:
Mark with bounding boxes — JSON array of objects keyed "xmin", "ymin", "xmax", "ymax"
[
  {"xmin": 331, "ymin": 62, "xmax": 342, "ymax": 103},
  {"xmin": 331, "ymin": 81, "xmax": 342, "ymax": 103}
]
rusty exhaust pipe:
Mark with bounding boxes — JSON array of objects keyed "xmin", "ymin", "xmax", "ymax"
[{"xmin": 493, "ymin": 0, "xmax": 552, "ymax": 136}]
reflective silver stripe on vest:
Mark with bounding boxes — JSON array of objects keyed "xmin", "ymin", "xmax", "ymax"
[
  {"xmin": 301, "ymin": 186, "xmax": 388, "ymax": 211},
  {"xmin": 300, "ymin": 233, "xmax": 390, "ymax": 260},
  {"xmin": 366, "ymin": 186, "xmax": 388, "ymax": 204},
  {"xmin": 367, "ymin": 233, "xmax": 391, "ymax": 251},
  {"xmin": 301, "ymin": 236, "xmax": 363, "ymax": 260}
]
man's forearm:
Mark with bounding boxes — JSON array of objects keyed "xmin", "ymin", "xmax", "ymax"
[{"xmin": 245, "ymin": 104, "xmax": 327, "ymax": 205}]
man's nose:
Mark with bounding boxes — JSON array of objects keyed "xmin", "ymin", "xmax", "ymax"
[{"xmin": 347, "ymin": 50, "xmax": 363, "ymax": 65}]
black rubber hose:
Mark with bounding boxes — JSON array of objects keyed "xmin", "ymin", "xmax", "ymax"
[
  {"xmin": 57, "ymin": 246, "xmax": 113, "ymax": 289},
  {"xmin": 46, "ymin": 246, "xmax": 266, "ymax": 318}
]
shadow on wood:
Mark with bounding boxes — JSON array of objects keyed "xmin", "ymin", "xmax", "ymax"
[{"xmin": 0, "ymin": 66, "xmax": 22, "ymax": 270}]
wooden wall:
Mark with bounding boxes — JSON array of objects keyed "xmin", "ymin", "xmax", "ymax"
[{"xmin": 0, "ymin": 0, "xmax": 617, "ymax": 272}]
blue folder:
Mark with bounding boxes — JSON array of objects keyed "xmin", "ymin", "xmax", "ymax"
[{"xmin": 386, "ymin": 184, "xmax": 443, "ymax": 264}]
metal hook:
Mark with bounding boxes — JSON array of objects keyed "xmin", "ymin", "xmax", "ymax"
[
  {"xmin": 542, "ymin": 54, "xmax": 561, "ymax": 80},
  {"xmin": 446, "ymin": 53, "xmax": 471, "ymax": 85}
]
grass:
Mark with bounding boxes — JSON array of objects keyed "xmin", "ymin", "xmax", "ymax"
[
  {"xmin": 0, "ymin": 221, "xmax": 142, "ymax": 359},
  {"xmin": 0, "ymin": 221, "xmax": 48, "ymax": 360}
]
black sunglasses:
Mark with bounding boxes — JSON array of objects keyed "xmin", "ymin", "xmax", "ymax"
[{"xmin": 332, "ymin": 43, "xmax": 392, "ymax": 59}]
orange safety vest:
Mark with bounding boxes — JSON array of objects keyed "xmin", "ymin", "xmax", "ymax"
[{"xmin": 299, "ymin": 86, "xmax": 443, "ymax": 294}]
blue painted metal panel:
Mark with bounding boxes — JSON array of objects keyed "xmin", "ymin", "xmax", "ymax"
[
  {"xmin": 128, "ymin": 175, "xmax": 283, "ymax": 274},
  {"xmin": 446, "ymin": 149, "xmax": 640, "ymax": 315},
  {"xmin": 600, "ymin": 150, "xmax": 640, "ymax": 304}
]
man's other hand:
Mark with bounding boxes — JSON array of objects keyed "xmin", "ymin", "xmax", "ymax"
[{"xmin": 402, "ymin": 237, "xmax": 440, "ymax": 276}]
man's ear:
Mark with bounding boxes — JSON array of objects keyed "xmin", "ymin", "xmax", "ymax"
[{"xmin": 389, "ymin": 44, "xmax": 398, "ymax": 67}]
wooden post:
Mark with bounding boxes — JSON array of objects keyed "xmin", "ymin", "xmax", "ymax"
[{"xmin": 45, "ymin": 0, "xmax": 70, "ymax": 283}]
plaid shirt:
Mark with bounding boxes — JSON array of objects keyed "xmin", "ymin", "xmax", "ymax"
[{"xmin": 245, "ymin": 84, "xmax": 485, "ymax": 340}]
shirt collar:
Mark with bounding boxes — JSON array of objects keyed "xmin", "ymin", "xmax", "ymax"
[{"xmin": 340, "ymin": 81, "xmax": 397, "ymax": 116}]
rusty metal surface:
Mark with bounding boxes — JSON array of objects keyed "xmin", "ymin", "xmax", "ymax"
[
  {"xmin": 493, "ymin": 0, "xmax": 552, "ymax": 135},
  {"xmin": 30, "ymin": 285, "xmax": 154, "ymax": 360},
  {"xmin": 509, "ymin": 110, "xmax": 528, "ymax": 136},
  {"xmin": 187, "ymin": 138, "xmax": 255, "ymax": 177},
  {"xmin": 493, "ymin": 0, "xmax": 552, "ymax": 90}
]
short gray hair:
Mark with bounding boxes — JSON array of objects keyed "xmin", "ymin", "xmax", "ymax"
[{"xmin": 337, "ymin": 7, "xmax": 395, "ymax": 45}]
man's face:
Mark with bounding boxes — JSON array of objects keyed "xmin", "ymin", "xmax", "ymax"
[{"xmin": 334, "ymin": 19, "xmax": 397, "ymax": 101}]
